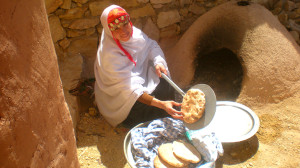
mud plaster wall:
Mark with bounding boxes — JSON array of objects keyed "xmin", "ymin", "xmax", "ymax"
[
  {"xmin": 45, "ymin": 0, "xmax": 300, "ymax": 128},
  {"xmin": 0, "ymin": 0, "xmax": 79, "ymax": 167},
  {"xmin": 166, "ymin": 1, "xmax": 300, "ymax": 106}
]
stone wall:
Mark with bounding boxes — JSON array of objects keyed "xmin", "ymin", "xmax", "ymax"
[
  {"xmin": 44, "ymin": 0, "xmax": 300, "ymax": 128},
  {"xmin": 45, "ymin": 0, "xmax": 300, "ymax": 50}
]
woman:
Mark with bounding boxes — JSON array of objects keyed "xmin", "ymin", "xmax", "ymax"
[{"xmin": 94, "ymin": 5, "xmax": 183, "ymax": 128}]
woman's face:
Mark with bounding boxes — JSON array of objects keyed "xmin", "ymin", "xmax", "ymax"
[{"xmin": 111, "ymin": 22, "xmax": 132, "ymax": 42}]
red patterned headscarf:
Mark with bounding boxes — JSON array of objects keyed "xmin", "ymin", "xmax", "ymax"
[{"xmin": 107, "ymin": 7, "xmax": 136, "ymax": 66}]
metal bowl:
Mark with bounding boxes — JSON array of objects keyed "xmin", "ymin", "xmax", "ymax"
[{"xmin": 123, "ymin": 122, "xmax": 149, "ymax": 168}]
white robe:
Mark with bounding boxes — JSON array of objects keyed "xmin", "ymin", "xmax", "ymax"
[{"xmin": 94, "ymin": 5, "xmax": 169, "ymax": 127}]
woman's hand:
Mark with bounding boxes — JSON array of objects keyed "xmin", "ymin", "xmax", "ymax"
[
  {"xmin": 151, "ymin": 98, "xmax": 183, "ymax": 119},
  {"xmin": 155, "ymin": 64, "xmax": 168, "ymax": 78},
  {"xmin": 162, "ymin": 101, "xmax": 183, "ymax": 119}
]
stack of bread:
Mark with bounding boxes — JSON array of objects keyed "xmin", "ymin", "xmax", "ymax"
[{"xmin": 154, "ymin": 140, "xmax": 202, "ymax": 168}]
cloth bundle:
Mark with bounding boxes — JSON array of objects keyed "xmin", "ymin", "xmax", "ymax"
[
  {"xmin": 130, "ymin": 117, "xmax": 223, "ymax": 168},
  {"xmin": 186, "ymin": 129, "xmax": 224, "ymax": 168}
]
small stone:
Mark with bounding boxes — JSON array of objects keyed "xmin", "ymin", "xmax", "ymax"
[
  {"xmin": 272, "ymin": 7, "xmax": 282, "ymax": 15},
  {"xmin": 137, "ymin": 0, "xmax": 149, "ymax": 3},
  {"xmin": 150, "ymin": 0, "xmax": 172, "ymax": 5},
  {"xmin": 45, "ymin": 0, "xmax": 63, "ymax": 14},
  {"xmin": 157, "ymin": 10, "xmax": 181, "ymax": 28},
  {"xmin": 86, "ymin": 28, "xmax": 96, "ymax": 36},
  {"xmin": 66, "ymin": 29, "xmax": 85, "ymax": 37},
  {"xmin": 180, "ymin": 0, "xmax": 191, "ymax": 7},
  {"xmin": 48, "ymin": 15, "xmax": 66, "ymax": 42},
  {"xmin": 60, "ymin": 19, "xmax": 72, "ymax": 27},
  {"xmin": 59, "ymin": 7, "xmax": 87, "ymax": 19},
  {"xmin": 84, "ymin": 10, "xmax": 91, "ymax": 17},
  {"xmin": 76, "ymin": 3, "xmax": 82, "ymax": 7},
  {"xmin": 58, "ymin": 38, "xmax": 70, "ymax": 49},
  {"xmin": 89, "ymin": 107, "xmax": 97, "ymax": 116},
  {"xmin": 188, "ymin": 4, "xmax": 206, "ymax": 15},
  {"xmin": 129, "ymin": 4, "xmax": 156, "ymax": 19},
  {"xmin": 143, "ymin": 18, "xmax": 160, "ymax": 41},
  {"xmin": 179, "ymin": 8, "xmax": 189, "ymax": 17},
  {"xmin": 277, "ymin": 12, "xmax": 289, "ymax": 26},
  {"xmin": 89, "ymin": 1, "xmax": 112, "ymax": 16},
  {"xmin": 73, "ymin": 0, "xmax": 89, "ymax": 4},
  {"xmin": 160, "ymin": 24, "xmax": 180, "ymax": 38},
  {"xmin": 55, "ymin": 8, "xmax": 65, "ymax": 16},
  {"xmin": 60, "ymin": 0, "xmax": 71, "ymax": 9},
  {"xmin": 120, "ymin": 0, "xmax": 139, "ymax": 7},
  {"xmin": 152, "ymin": 4, "xmax": 163, "ymax": 8},
  {"xmin": 68, "ymin": 17, "xmax": 99, "ymax": 30}
]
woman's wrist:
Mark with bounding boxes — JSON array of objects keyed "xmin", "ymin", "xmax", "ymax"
[
  {"xmin": 137, "ymin": 92, "xmax": 154, "ymax": 106},
  {"xmin": 151, "ymin": 98, "xmax": 164, "ymax": 110}
]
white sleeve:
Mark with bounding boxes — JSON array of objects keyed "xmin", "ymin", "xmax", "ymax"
[{"xmin": 148, "ymin": 39, "xmax": 168, "ymax": 69}]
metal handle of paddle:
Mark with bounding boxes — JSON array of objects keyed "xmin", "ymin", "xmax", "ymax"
[{"xmin": 161, "ymin": 73, "xmax": 185, "ymax": 97}]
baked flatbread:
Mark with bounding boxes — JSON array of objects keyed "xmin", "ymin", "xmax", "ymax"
[
  {"xmin": 158, "ymin": 143, "xmax": 189, "ymax": 168},
  {"xmin": 154, "ymin": 155, "xmax": 178, "ymax": 168},
  {"xmin": 181, "ymin": 89, "xmax": 205, "ymax": 124},
  {"xmin": 172, "ymin": 140, "xmax": 201, "ymax": 163}
]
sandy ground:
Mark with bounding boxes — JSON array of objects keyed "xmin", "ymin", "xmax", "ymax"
[
  {"xmin": 76, "ymin": 97, "xmax": 131, "ymax": 168},
  {"xmin": 75, "ymin": 91, "xmax": 300, "ymax": 168}
]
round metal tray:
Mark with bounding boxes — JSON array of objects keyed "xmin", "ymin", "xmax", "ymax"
[{"xmin": 207, "ymin": 101, "xmax": 260, "ymax": 143}]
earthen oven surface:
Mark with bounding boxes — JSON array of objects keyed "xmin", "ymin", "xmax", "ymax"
[{"xmin": 0, "ymin": 0, "xmax": 79, "ymax": 167}]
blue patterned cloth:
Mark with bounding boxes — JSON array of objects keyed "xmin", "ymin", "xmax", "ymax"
[
  {"xmin": 130, "ymin": 117, "xmax": 222, "ymax": 168},
  {"xmin": 130, "ymin": 117, "xmax": 186, "ymax": 167}
]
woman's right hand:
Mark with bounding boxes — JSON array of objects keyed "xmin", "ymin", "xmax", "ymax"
[
  {"xmin": 155, "ymin": 64, "xmax": 168, "ymax": 78},
  {"xmin": 151, "ymin": 98, "xmax": 183, "ymax": 119}
]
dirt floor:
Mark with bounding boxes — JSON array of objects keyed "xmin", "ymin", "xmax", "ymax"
[
  {"xmin": 76, "ymin": 96, "xmax": 131, "ymax": 168},
  {"xmin": 75, "ymin": 95, "xmax": 300, "ymax": 168},
  {"xmin": 75, "ymin": 56, "xmax": 300, "ymax": 168}
]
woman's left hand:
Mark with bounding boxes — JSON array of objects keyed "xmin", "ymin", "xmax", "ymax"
[
  {"xmin": 162, "ymin": 101, "xmax": 184, "ymax": 119},
  {"xmin": 155, "ymin": 64, "xmax": 167, "ymax": 78},
  {"xmin": 151, "ymin": 98, "xmax": 183, "ymax": 120}
]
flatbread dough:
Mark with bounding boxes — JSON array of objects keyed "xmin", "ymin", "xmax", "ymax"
[
  {"xmin": 158, "ymin": 143, "xmax": 189, "ymax": 168},
  {"xmin": 181, "ymin": 89, "xmax": 206, "ymax": 123},
  {"xmin": 172, "ymin": 140, "xmax": 201, "ymax": 163}
]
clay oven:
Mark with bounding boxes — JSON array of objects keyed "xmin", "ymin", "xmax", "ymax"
[{"xmin": 166, "ymin": 1, "xmax": 300, "ymax": 105}]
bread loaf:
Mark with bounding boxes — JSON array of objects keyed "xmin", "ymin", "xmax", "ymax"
[{"xmin": 181, "ymin": 89, "xmax": 206, "ymax": 123}]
